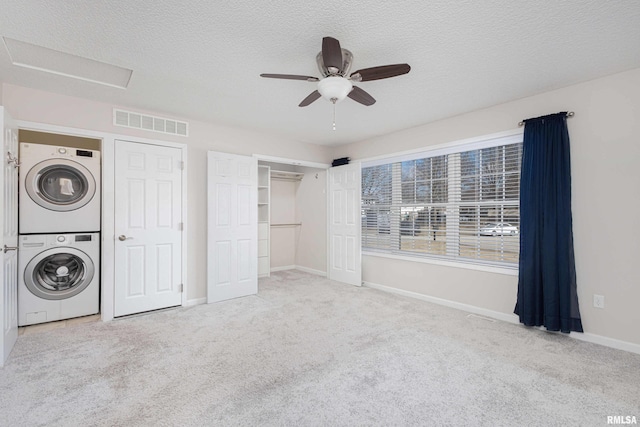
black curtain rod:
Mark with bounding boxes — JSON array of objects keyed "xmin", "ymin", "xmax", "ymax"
[{"xmin": 518, "ymin": 111, "xmax": 574, "ymax": 127}]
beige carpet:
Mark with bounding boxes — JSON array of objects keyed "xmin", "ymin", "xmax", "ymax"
[{"xmin": 2, "ymin": 270, "xmax": 639, "ymax": 426}]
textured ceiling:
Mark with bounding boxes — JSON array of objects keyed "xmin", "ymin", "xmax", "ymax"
[{"xmin": 1, "ymin": 1, "xmax": 640, "ymax": 146}]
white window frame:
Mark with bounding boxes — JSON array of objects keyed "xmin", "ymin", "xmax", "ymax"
[{"xmin": 360, "ymin": 129, "xmax": 523, "ymax": 276}]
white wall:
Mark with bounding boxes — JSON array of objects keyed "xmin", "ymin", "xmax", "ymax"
[
  {"xmin": 332, "ymin": 68, "xmax": 640, "ymax": 347},
  {"xmin": 2, "ymin": 83, "xmax": 333, "ymax": 302},
  {"xmin": 295, "ymin": 168, "xmax": 327, "ymax": 274}
]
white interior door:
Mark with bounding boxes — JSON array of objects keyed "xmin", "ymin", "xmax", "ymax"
[
  {"xmin": 207, "ymin": 151, "xmax": 258, "ymax": 303},
  {"xmin": 1, "ymin": 107, "xmax": 19, "ymax": 366},
  {"xmin": 329, "ymin": 162, "xmax": 362, "ymax": 286},
  {"xmin": 114, "ymin": 140, "xmax": 183, "ymax": 317}
]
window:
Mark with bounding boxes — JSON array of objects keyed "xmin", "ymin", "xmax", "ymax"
[{"xmin": 362, "ymin": 134, "xmax": 522, "ymax": 267}]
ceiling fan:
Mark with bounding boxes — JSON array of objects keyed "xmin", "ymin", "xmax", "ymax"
[{"xmin": 260, "ymin": 37, "xmax": 411, "ymax": 108}]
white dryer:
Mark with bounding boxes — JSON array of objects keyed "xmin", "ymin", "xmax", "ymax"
[
  {"xmin": 18, "ymin": 233, "xmax": 100, "ymax": 326},
  {"xmin": 19, "ymin": 142, "xmax": 101, "ymax": 234}
]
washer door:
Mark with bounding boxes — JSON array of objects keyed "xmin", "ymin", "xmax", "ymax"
[
  {"xmin": 23, "ymin": 247, "xmax": 95, "ymax": 300},
  {"xmin": 25, "ymin": 159, "xmax": 96, "ymax": 212}
]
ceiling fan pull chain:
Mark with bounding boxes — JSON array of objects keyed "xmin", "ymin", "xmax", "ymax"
[{"xmin": 332, "ymin": 99, "xmax": 337, "ymax": 131}]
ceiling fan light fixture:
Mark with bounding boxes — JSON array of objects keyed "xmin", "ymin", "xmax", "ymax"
[
  {"xmin": 260, "ymin": 37, "xmax": 410, "ymax": 110},
  {"xmin": 317, "ymin": 76, "xmax": 353, "ymax": 103}
]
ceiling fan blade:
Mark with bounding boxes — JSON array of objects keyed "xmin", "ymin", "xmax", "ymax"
[
  {"xmin": 260, "ymin": 73, "xmax": 319, "ymax": 82},
  {"xmin": 348, "ymin": 86, "xmax": 376, "ymax": 106},
  {"xmin": 299, "ymin": 90, "xmax": 321, "ymax": 107},
  {"xmin": 322, "ymin": 37, "xmax": 343, "ymax": 73},
  {"xmin": 350, "ymin": 64, "xmax": 411, "ymax": 82}
]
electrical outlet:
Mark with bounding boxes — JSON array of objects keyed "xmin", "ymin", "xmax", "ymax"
[{"xmin": 593, "ymin": 294, "xmax": 605, "ymax": 309}]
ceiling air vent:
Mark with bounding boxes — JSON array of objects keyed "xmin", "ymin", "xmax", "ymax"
[{"xmin": 113, "ymin": 109, "xmax": 189, "ymax": 137}]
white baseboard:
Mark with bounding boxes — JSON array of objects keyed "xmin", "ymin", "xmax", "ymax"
[
  {"xmin": 294, "ymin": 265, "xmax": 327, "ymax": 277},
  {"xmin": 363, "ymin": 281, "xmax": 640, "ymax": 355},
  {"xmin": 364, "ymin": 281, "xmax": 519, "ymax": 324},
  {"xmin": 185, "ymin": 297, "xmax": 206, "ymax": 307},
  {"xmin": 270, "ymin": 265, "xmax": 327, "ymax": 276},
  {"xmin": 559, "ymin": 330, "xmax": 640, "ymax": 355},
  {"xmin": 271, "ymin": 265, "xmax": 296, "ymax": 272}
]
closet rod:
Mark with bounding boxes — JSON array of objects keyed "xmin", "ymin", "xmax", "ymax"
[{"xmin": 270, "ymin": 223, "xmax": 302, "ymax": 227}]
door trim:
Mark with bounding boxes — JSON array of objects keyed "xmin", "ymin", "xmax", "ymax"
[{"xmin": 15, "ymin": 120, "xmax": 188, "ymax": 322}]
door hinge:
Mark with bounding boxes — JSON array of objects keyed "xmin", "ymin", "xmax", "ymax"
[
  {"xmin": 178, "ymin": 222, "xmax": 183, "ymax": 231},
  {"xmin": 6, "ymin": 151, "xmax": 20, "ymax": 168},
  {"xmin": 180, "ymin": 161, "xmax": 185, "ymax": 170},
  {"xmin": 179, "ymin": 284, "xmax": 184, "ymax": 293}
]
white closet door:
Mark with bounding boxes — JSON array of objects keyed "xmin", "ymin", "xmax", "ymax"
[
  {"xmin": 207, "ymin": 151, "xmax": 258, "ymax": 303},
  {"xmin": 1, "ymin": 108, "xmax": 19, "ymax": 366},
  {"xmin": 329, "ymin": 162, "xmax": 362, "ymax": 286},
  {"xmin": 114, "ymin": 140, "xmax": 183, "ymax": 317}
]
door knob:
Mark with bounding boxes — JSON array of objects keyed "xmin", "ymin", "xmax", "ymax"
[
  {"xmin": 3, "ymin": 245, "xmax": 18, "ymax": 253},
  {"xmin": 118, "ymin": 235, "xmax": 130, "ymax": 241}
]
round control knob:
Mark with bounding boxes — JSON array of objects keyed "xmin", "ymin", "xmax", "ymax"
[
  {"xmin": 56, "ymin": 235, "xmax": 66, "ymax": 243},
  {"xmin": 58, "ymin": 147, "xmax": 67, "ymax": 154}
]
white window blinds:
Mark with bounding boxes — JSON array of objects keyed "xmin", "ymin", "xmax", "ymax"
[{"xmin": 362, "ymin": 137, "xmax": 523, "ymax": 266}]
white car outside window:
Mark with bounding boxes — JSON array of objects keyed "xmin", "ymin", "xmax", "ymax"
[{"xmin": 479, "ymin": 222, "xmax": 519, "ymax": 236}]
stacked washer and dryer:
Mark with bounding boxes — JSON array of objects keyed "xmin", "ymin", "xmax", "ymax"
[{"xmin": 18, "ymin": 142, "xmax": 101, "ymax": 326}]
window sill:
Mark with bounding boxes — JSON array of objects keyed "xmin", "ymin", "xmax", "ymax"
[{"xmin": 362, "ymin": 250, "xmax": 519, "ymax": 276}]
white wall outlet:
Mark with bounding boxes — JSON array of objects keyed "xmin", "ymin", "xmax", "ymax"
[{"xmin": 593, "ymin": 294, "xmax": 605, "ymax": 309}]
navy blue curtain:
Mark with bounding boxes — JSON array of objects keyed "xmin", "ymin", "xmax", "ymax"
[{"xmin": 514, "ymin": 112, "xmax": 583, "ymax": 333}]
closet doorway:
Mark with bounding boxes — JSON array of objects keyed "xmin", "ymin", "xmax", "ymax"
[{"xmin": 256, "ymin": 157, "xmax": 329, "ymax": 278}]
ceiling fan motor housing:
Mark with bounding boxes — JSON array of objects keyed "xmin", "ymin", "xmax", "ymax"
[{"xmin": 316, "ymin": 49, "xmax": 353, "ymax": 77}]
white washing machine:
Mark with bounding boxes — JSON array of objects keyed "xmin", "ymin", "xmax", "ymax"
[
  {"xmin": 19, "ymin": 142, "xmax": 101, "ymax": 234},
  {"xmin": 18, "ymin": 233, "xmax": 100, "ymax": 326}
]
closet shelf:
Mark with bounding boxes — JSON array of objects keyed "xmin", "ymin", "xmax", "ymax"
[
  {"xmin": 270, "ymin": 170, "xmax": 304, "ymax": 181},
  {"xmin": 258, "ymin": 164, "xmax": 271, "ymax": 278}
]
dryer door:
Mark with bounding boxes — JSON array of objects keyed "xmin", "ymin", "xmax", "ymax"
[
  {"xmin": 23, "ymin": 248, "xmax": 95, "ymax": 300},
  {"xmin": 25, "ymin": 159, "xmax": 97, "ymax": 212}
]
